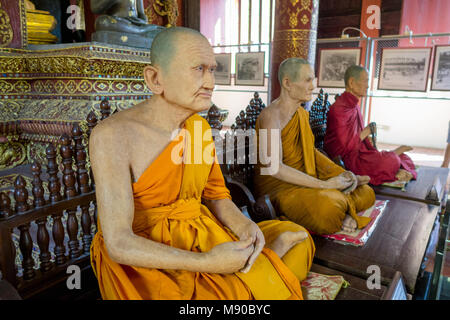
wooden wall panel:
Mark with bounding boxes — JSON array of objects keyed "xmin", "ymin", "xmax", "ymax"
[{"xmin": 317, "ymin": 0, "xmax": 403, "ymax": 38}]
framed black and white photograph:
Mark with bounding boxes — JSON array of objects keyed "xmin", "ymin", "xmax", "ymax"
[
  {"xmin": 317, "ymin": 48, "xmax": 362, "ymax": 88},
  {"xmin": 431, "ymin": 45, "xmax": 450, "ymax": 91},
  {"xmin": 378, "ymin": 47, "xmax": 432, "ymax": 92},
  {"xmin": 235, "ymin": 52, "xmax": 265, "ymax": 86},
  {"xmin": 214, "ymin": 53, "xmax": 232, "ymax": 85}
]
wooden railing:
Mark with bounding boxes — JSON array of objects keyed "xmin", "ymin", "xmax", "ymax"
[{"xmin": 0, "ymin": 106, "xmax": 102, "ymax": 299}]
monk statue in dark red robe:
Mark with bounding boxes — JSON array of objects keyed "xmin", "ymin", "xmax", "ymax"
[{"xmin": 324, "ymin": 65, "xmax": 417, "ymax": 186}]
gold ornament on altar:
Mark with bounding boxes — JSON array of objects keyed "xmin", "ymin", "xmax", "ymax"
[
  {"xmin": 25, "ymin": 0, "xmax": 58, "ymax": 44},
  {"xmin": 0, "ymin": 2, "xmax": 13, "ymax": 47},
  {"xmin": 0, "ymin": 141, "xmax": 26, "ymax": 170},
  {"xmin": 153, "ymin": 0, "xmax": 178, "ymax": 27}
]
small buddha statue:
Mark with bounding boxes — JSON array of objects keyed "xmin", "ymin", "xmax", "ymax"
[
  {"xmin": 91, "ymin": 0, "xmax": 164, "ymax": 48},
  {"xmin": 25, "ymin": 0, "xmax": 58, "ymax": 44}
]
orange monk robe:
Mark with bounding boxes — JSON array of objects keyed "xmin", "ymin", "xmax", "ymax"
[
  {"xmin": 254, "ymin": 107, "xmax": 375, "ymax": 235},
  {"xmin": 90, "ymin": 114, "xmax": 315, "ymax": 300}
]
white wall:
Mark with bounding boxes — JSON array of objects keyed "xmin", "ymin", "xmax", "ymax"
[
  {"xmin": 213, "ymin": 79, "xmax": 450, "ymax": 150},
  {"xmin": 369, "ymin": 97, "xmax": 450, "ymax": 149},
  {"xmin": 212, "ymin": 78, "xmax": 269, "ymax": 127}
]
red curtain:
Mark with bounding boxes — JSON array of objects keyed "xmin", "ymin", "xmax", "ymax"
[
  {"xmin": 400, "ymin": 0, "xmax": 450, "ymax": 47},
  {"xmin": 200, "ymin": 0, "xmax": 227, "ymax": 45}
]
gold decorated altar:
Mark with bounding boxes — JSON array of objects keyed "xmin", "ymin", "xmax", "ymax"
[{"xmin": 0, "ymin": 42, "xmax": 151, "ymax": 169}]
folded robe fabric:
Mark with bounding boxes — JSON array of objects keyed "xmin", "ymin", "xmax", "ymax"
[
  {"xmin": 90, "ymin": 114, "xmax": 315, "ymax": 300},
  {"xmin": 324, "ymin": 91, "xmax": 417, "ymax": 186},
  {"xmin": 254, "ymin": 107, "xmax": 375, "ymax": 235}
]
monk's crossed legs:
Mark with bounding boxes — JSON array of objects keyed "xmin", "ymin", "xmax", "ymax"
[
  {"xmin": 275, "ymin": 184, "xmax": 375, "ymax": 235},
  {"xmin": 257, "ymin": 220, "xmax": 316, "ymax": 282}
]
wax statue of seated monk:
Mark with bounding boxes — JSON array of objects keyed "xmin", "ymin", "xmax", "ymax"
[
  {"xmin": 324, "ymin": 65, "xmax": 417, "ymax": 186},
  {"xmin": 253, "ymin": 58, "xmax": 376, "ymax": 236},
  {"xmin": 90, "ymin": 0, "xmax": 162, "ymax": 37},
  {"xmin": 89, "ymin": 27, "xmax": 315, "ymax": 300}
]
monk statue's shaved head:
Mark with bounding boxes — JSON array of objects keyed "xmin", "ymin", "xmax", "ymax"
[
  {"xmin": 344, "ymin": 65, "xmax": 367, "ymax": 86},
  {"xmin": 150, "ymin": 27, "xmax": 209, "ymax": 72},
  {"xmin": 278, "ymin": 58, "xmax": 310, "ymax": 85}
]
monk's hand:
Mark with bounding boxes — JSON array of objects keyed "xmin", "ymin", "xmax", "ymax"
[
  {"xmin": 234, "ymin": 221, "xmax": 265, "ymax": 273},
  {"xmin": 360, "ymin": 126, "xmax": 372, "ymax": 141},
  {"xmin": 341, "ymin": 171, "xmax": 358, "ymax": 194},
  {"xmin": 393, "ymin": 145, "xmax": 413, "ymax": 155},
  {"xmin": 205, "ymin": 237, "xmax": 255, "ymax": 274},
  {"xmin": 324, "ymin": 171, "xmax": 355, "ymax": 192}
]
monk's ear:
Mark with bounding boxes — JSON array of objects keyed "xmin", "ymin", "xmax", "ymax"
[
  {"xmin": 143, "ymin": 65, "xmax": 163, "ymax": 95},
  {"xmin": 347, "ymin": 77, "xmax": 355, "ymax": 90},
  {"xmin": 282, "ymin": 77, "xmax": 291, "ymax": 91}
]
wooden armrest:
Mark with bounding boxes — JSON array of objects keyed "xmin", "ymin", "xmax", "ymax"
[
  {"xmin": 381, "ymin": 271, "xmax": 409, "ymax": 300},
  {"xmin": 0, "ymin": 280, "xmax": 22, "ymax": 300},
  {"xmin": 332, "ymin": 155, "xmax": 346, "ymax": 169},
  {"xmin": 253, "ymin": 195, "xmax": 277, "ymax": 222},
  {"xmin": 425, "ymin": 176, "xmax": 442, "ymax": 202},
  {"xmin": 225, "ymin": 176, "xmax": 276, "ymax": 222}
]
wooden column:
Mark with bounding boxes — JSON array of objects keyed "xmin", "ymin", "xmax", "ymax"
[
  {"xmin": 183, "ymin": 0, "xmax": 200, "ymax": 31},
  {"xmin": 270, "ymin": 0, "xmax": 319, "ymax": 101},
  {"xmin": 360, "ymin": 0, "xmax": 381, "ymax": 123}
]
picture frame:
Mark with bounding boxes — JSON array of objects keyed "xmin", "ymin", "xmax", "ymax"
[
  {"xmin": 235, "ymin": 52, "xmax": 265, "ymax": 86},
  {"xmin": 317, "ymin": 48, "xmax": 362, "ymax": 88},
  {"xmin": 431, "ymin": 45, "xmax": 450, "ymax": 91},
  {"xmin": 214, "ymin": 53, "xmax": 232, "ymax": 85},
  {"xmin": 378, "ymin": 47, "xmax": 432, "ymax": 92}
]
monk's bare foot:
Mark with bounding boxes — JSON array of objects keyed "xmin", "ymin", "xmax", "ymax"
[
  {"xmin": 395, "ymin": 169, "xmax": 413, "ymax": 182},
  {"xmin": 267, "ymin": 231, "xmax": 308, "ymax": 258},
  {"xmin": 356, "ymin": 175, "xmax": 370, "ymax": 186},
  {"xmin": 393, "ymin": 145, "xmax": 413, "ymax": 156},
  {"xmin": 342, "ymin": 215, "xmax": 357, "ymax": 233}
]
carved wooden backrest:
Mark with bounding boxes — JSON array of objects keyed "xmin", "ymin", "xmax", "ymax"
[
  {"xmin": 0, "ymin": 100, "xmax": 108, "ymax": 299},
  {"xmin": 0, "ymin": 96, "xmax": 273, "ymax": 299},
  {"xmin": 308, "ymin": 91, "xmax": 346, "ymax": 168},
  {"xmin": 309, "ymin": 88, "xmax": 332, "ymax": 151},
  {"xmin": 206, "ymin": 92, "xmax": 275, "ymax": 222}
]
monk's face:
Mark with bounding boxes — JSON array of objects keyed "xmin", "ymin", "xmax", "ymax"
[
  {"xmin": 161, "ymin": 35, "xmax": 216, "ymax": 112},
  {"xmin": 290, "ymin": 64, "xmax": 315, "ymax": 102},
  {"xmin": 349, "ymin": 70, "xmax": 369, "ymax": 98}
]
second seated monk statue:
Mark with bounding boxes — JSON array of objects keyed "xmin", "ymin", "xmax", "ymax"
[{"xmin": 91, "ymin": 0, "xmax": 164, "ymax": 48}]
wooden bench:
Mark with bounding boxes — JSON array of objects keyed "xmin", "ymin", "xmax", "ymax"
[
  {"xmin": 312, "ymin": 195, "xmax": 441, "ymax": 295},
  {"xmin": 372, "ymin": 166, "xmax": 449, "ymax": 208},
  {"xmin": 309, "ymin": 264, "xmax": 410, "ymax": 300},
  {"xmin": 0, "ymin": 279, "xmax": 22, "ymax": 300}
]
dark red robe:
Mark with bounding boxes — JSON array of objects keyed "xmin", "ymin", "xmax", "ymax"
[{"xmin": 324, "ymin": 91, "xmax": 417, "ymax": 186}]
